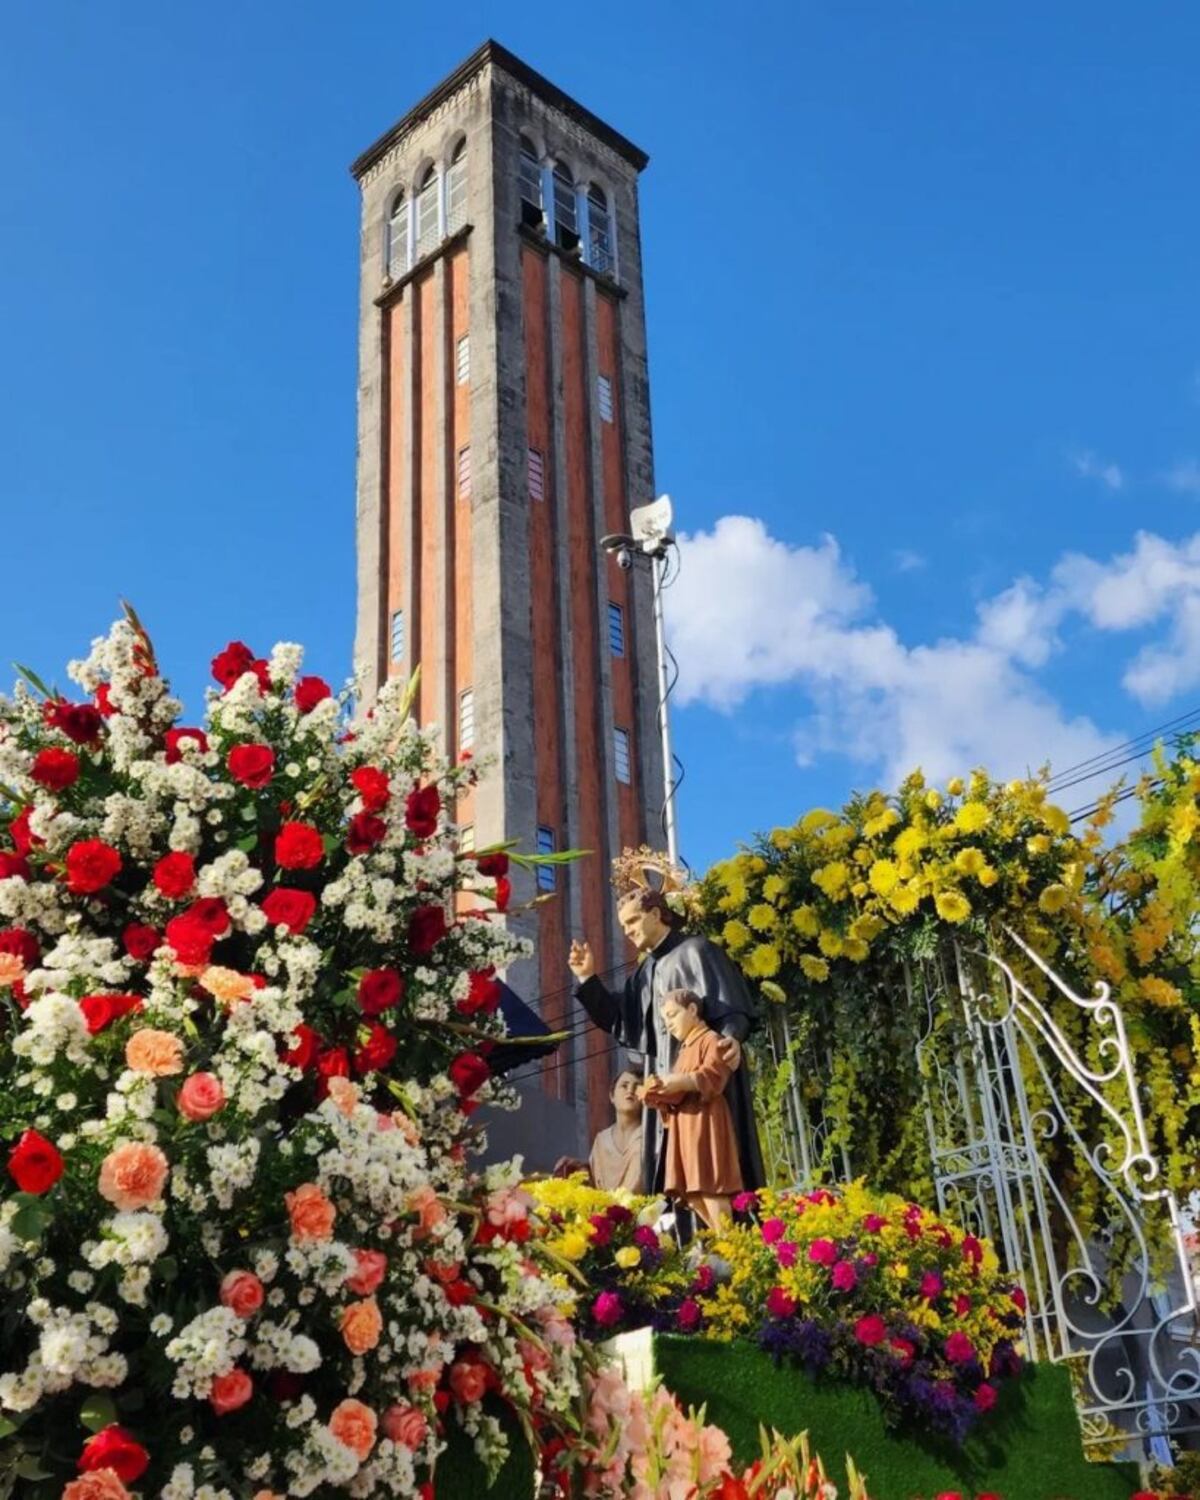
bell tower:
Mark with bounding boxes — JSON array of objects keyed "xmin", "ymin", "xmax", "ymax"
[{"xmin": 351, "ymin": 41, "xmax": 665, "ymax": 1159}]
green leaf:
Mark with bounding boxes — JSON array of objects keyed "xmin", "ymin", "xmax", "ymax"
[
  {"xmin": 79, "ymin": 1394, "xmax": 117, "ymax": 1433},
  {"xmin": 15, "ymin": 1454, "xmax": 52, "ymax": 1481},
  {"xmin": 156, "ymin": 1256, "xmax": 178, "ymax": 1283},
  {"xmin": 10, "ymin": 1203, "xmax": 51, "ymax": 1242},
  {"xmin": 0, "ymin": 1418, "xmax": 17, "ymax": 1440},
  {"xmin": 236, "ymin": 833, "xmax": 259, "ymax": 853},
  {"xmin": 239, "ymin": 804, "xmax": 257, "ymax": 824},
  {"xmin": 12, "ymin": 664, "xmax": 52, "ymax": 700}
]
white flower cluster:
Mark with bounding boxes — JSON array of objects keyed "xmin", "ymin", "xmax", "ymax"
[{"xmin": 164, "ymin": 1307, "xmax": 247, "ymax": 1399}]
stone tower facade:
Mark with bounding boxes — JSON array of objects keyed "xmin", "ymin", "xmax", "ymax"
[{"xmin": 350, "ymin": 41, "xmax": 665, "ymax": 1162}]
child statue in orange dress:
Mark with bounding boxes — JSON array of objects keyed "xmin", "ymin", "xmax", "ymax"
[{"xmin": 640, "ymin": 988, "xmax": 743, "ymax": 1230}]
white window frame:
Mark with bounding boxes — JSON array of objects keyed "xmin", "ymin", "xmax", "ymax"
[
  {"xmin": 552, "ymin": 161, "xmax": 578, "ymax": 251},
  {"xmin": 608, "ymin": 600, "xmax": 625, "ymax": 657},
  {"xmin": 416, "ymin": 165, "xmax": 440, "ymax": 259},
  {"xmin": 535, "ymin": 825, "xmax": 557, "ymax": 891},
  {"xmin": 456, "ymin": 334, "xmax": 470, "ymax": 386},
  {"xmin": 445, "ymin": 140, "xmax": 467, "ymax": 235},
  {"xmin": 459, "ymin": 687, "xmax": 475, "ymax": 752},
  {"xmin": 528, "ymin": 446, "xmax": 545, "ymax": 502},
  {"xmin": 390, "ymin": 609, "xmax": 404, "ymax": 662},
  {"xmin": 614, "ymin": 726, "xmax": 631, "ymax": 785},
  {"xmin": 597, "ymin": 374, "xmax": 614, "ymax": 424},
  {"xmin": 459, "ymin": 824, "xmax": 475, "ymax": 853},
  {"xmin": 518, "ymin": 137, "xmax": 543, "ymax": 224},
  {"xmin": 586, "ymin": 183, "xmax": 614, "ymax": 275},
  {"xmin": 457, "ymin": 445, "xmax": 471, "ymax": 499},
  {"xmin": 387, "ymin": 193, "xmax": 409, "ymax": 280}
]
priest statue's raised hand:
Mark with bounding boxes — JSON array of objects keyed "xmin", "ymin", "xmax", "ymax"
[{"xmin": 568, "ymin": 848, "xmax": 765, "ymax": 1200}]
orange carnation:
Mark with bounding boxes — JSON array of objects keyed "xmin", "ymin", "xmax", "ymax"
[
  {"xmin": 199, "ymin": 965, "xmax": 256, "ymax": 1005},
  {"xmin": 0, "ymin": 953, "xmax": 26, "ymax": 988},
  {"xmin": 329, "ymin": 1398, "xmax": 377, "ymax": 1461},
  {"xmin": 408, "ymin": 1184, "xmax": 447, "ymax": 1237},
  {"xmin": 340, "ymin": 1296, "xmax": 383, "ymax": 1355},
  {"xmin": 62, "ymin": 1474, "xmax": 131, "ymax": 1500},
  {"xmin": 285, "ymin": 1182, "xmax": 335, "ymax": 1242},
  {"xmin": 98, "ymin": 1141, "xmax": 169, "ymax": 1210},
  {"xmin": 125, "ymin": 1028, "xmax": 184, "ymax": 1076}
]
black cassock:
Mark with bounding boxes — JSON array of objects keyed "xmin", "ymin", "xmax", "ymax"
[{"xmin": 576, "ymin": 929, "xmax": 766, "ymax": 1195}]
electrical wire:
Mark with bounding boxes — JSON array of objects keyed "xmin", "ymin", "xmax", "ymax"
[{"xmin": 1044, "ymin": 706, "xmax": 1200, "ymax": 791}]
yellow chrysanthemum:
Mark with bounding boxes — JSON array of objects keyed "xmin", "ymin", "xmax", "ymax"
[
  {"xmin": 954, "ymin": 802, "xmax": 992, "ymax": 835},
  {"xmin": 946, "ymin": 777, "xmax": 965, "ymax": 796},
  {"xmin": 851, "ymin": 880, "xmax": 869, "ymax": 898},
  {"xmin": 868, "ymin": 859, "xmax": 900, "ymax": 896},
  {"xmin": 722, "ymin": 919, "xmax": 751, "ymax": 951},
  {"xmin": 769, "ymin": 827, "xmax": 795, "ymax": 850},
  {"xmin": 1037, "ymin": 883, "xmax": 1071, "ymax": 915},
  {"xmin": 1139, "ymin": 976, "xmax": 1182, "ymax": 1009},
  {"xmin": 763, "ymin": 873, "xmax": 786, "ymax": 903},
  {"xmin": 799, "ymin": 954, "xmax": 830, "ymax": 983},
  {"xmin": 924, "ymin": 789, "xmax": 943, "ymax": 811},
  {"xmin": 1026, "ymin": 834, "xmax": 1051, "ymax": 856},
  {"xmin": 854, "ymin": 845, "xmax": 875, "ymax": 867},
  {"xmin": 953, "ymin": 847, "xmax": 986, "ymax": 877},
  {"xmin": 812, "ymin": 861, "xmax": 849, "ymax": 899},
  {"xmin": 614, "ymin": 1246, "xmax": 641, "ymax": 1269},
  {"xmin": 843, "ymin": 937, "xmax": 869, "ymax": 962},
  {"xmin": 863, "ymin": 807, "xmax": 901, "ymax": 838},
  {"xmin": 748, "ymin": 902, "xmax": 778, "ymax": 932},
  {"xmin": 849, "ymin": 913, "xmax": 885, "ymax": 941},
  {"xmin": 817, "ymin": 930, "xmax": 843, "ymax": 958},
  {"xmin": 894, "ymin": 826, "xmax": 927, "ymax": 861},
  {"xmin": 744, "ymin": 943, "xmax": 781, "ymax": 979},
  {"xmin": 935, "ymin": 890, "xmax": 972, "ymax": 924},
  {"xmin": 977, "ymin": 865, "xmax": 1000, "ymax": 887},
  {"xmin": 800, "ymin": 808, "xmax": 839, "ymax": 834},
  {"xmin": 791, "ymin": 905, "xmax": 820, "ymax": 937},
  {"xmin": 1041, "ymin": 804, "xmax": 1070, "ymax": 836},
  {"xmin": 558, "ymin": 1231, "xmax": 589, "ymax": 1262},
  {"xmin": 890, "ymin": 884, "xmax": 920, "ymax": 916}
]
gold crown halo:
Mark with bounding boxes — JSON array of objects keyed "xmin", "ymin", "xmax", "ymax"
[{"xmin": 610, "ymin": 845, "xmax": 688, "ymax": 900}]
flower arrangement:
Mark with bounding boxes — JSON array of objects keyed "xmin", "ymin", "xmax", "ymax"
[
  {"xmin": 527, "ymin": 1179, "xmax": 1024, "ymax": 1442},
  {"xmin": 0, "ymin": 617, "xmax": 593, "ymax": 1498}
]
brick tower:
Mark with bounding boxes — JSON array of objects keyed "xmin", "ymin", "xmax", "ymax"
[{"xmin": 350, "ymin": 41, "xmax": 665, "ymax": 1164}]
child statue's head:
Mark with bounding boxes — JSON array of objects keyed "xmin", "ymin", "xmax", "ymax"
[{"xmin": 658, "ymin": 987, "xmax": 705, "ymax": 1042}]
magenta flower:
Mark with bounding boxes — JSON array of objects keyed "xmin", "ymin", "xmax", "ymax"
[
  {"xmin": 592, "ymin": 1291, "xmax": 623, "ymax": 1327},
  {"xmin": 765, "ymin": 1286, "xmax": 797, "ymax": 1320},
  {"xmin": 760, "ymin": 1218, "xmax": 786, "ymax": 1245},
  {"xmin": 973, "ymin": 1380, "xmax": 998, "ymax": 1412},
  {"xmin": 919, "ymin": 1270, "xmax": 944, "ymax": 1300},
  {"xmin": 731, "ymin": 1190, "xmax": 759, "ymax": 1214},
  {"xmin": 862, "ymin": 1213, "xmax": 887, "ymax": 1233},
  {"xmin": 831, "ymin": 1259, "xmax": 857, "ymax": 1292},
  {"xmin": 944, "ymin": 1330, "xmax": 975, "ymax": 1365},
  {"xmin": 854, "ymin": 1314, "xmax": 887, "ymax": 1346},
  {"xmin": 676, "ymin": 1297, "xmax": 702, "ymax": 1332},
  {"xmin": 775, "ymin": 1240, "xmax": 798, "ymax": 1269},
  {"xmin": 807, "ymin": 1238, "xmax": 838, "ymax": 1267}
]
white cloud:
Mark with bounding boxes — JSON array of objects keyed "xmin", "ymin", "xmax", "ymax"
[
  {"xmin": 1162, "ymin": 458, "xmax": 1200, "ymax": 495},
  {"xmin": 893, "ymin": 548, "xmax": 927, "ymax": 573},
  {"xmin": 1070, "ymin": 450, "xmax": 1124, "ymax": 491},
  {"xmin": 669, "ymin": 520, "xmax": 1200, "ymax": 785}
]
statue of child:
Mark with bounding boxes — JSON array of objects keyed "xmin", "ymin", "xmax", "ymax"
[{"xmin": 640, "ymin": 987, "xmax": 743, "ymax": 1230}]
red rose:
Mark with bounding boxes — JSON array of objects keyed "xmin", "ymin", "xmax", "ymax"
[
  {"xmin": 408, "ymin": 905, "xmax": 447, "ymax": 957},
  {"xmin": 165, "ymin": 914, "xmax": 215, "ymax": 966},
  {"xmin": 350, "ymin": 766, "xmax": 389, "ymax": 812},
  {"xmin": 405, "ymin": 784, "xmax": 441, "ymax": 838},
  {"xmin": 95, "ymin": 683, "xmax": 117, "ymax": 718},
  {"xmin": 211, "ymin": 641, "xmax": 255, "ymax": 689},
  {"xmin": 188, "ymin": 897, "xmax": 231, "ymax": 935},
  {"xmin": 8, "ymin": 1128, "xmax": 64, "ymax": 1194},
  {"xmin": 0, "ymin": 928, "xmax": 39, "ymax": 968},
  {"xmin": 347, "ymin": 811, "xmax": 387, "ymax": 855},
  {"xmin": 275, "ymin": 822, "xmax": 324, "ymax": 870},
  {"xmin": 122, "ymin": 923, "xmax": 160, "ymax": 961},
  {"xmin": 0, "ymin": 851, "xmax": 29, "ymax": 881},
  {"xmin": 164, "ymin": 726, "xmax": 208, "ymax": 763},
  {"xmin": 79, "ymin": 993, "xmax": 143, "ymax": 1034},
  {"xmin": 153, "ymin": 851, "xmax": 196, "ymax": 900},
  {"xmin": 45, "ymin": 699, "xmax": 103, "ymax": 744},
  {"xmin": 78, "ymin": 1425, "xmax": 150, "ymax": 1483},
  {"xmin": 355, "ymin": 1023, "xmax": 398, "ymax": 1075},
  {"xmin": 31, "ymin": 747, "xmax": 80, "ymax": 791},
  {"xmin": 317, "ymin": 1047, "xmax": 350, "ymax": 1095},
  {"xmin": 261, "ymin": 888, "xmax": 317, "ymax": 934},
  {"xmin": 358, "ymin": 969, "xmax": 404, "ymax": 1017},
  {"xmin": 8, "ymin": 807, "xmax": 36, "ymax": 855},
  {"xmin": 227, "ymin": 743, "xmax": 275, "ymax": 789},
  {"xmin": 448, "ymin": 1051, "xmax": 489, "ymax": 1099},
  {"xmin": 65, "ymin": 839, "xmax": 122, "ymax": 894},
  {"xmin": 294, "ymin": 676, "xmax": 332, "ymax": 713},
  {"xmin": 209, "ymin": 1368, "xmax": 253, "ymax": 1415},
  {"xmin": 458, "ymin": 969, "xmax": 501, "ymax": 1016},
  {"xmin": 281, "ymin": 1023, "xmax": 321, "ymax": 1070},
  {"xmin": 475, "ymin": 852, "xmax": 509, "ymax": 878}
]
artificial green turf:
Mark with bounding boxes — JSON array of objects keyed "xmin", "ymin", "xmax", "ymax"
[
  {"xmin": 437, "ymin": 1398, "xmax": 535, "ymax": 1498},
  {"xmin": 654, "ymin": 1336, "xmax": 1140, "ymax": 1500}
]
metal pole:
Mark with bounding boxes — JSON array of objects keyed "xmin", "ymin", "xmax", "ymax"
[{"xmin": 650, "ymin": 547, "xmax": 680, "ymax": 867}]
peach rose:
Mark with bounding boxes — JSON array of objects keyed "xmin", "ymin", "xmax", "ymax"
[
  {"xmin": 407, "ymin": 1366, "xmax": 442, "ymax": 1395},
  {"xmin": 346, "ymin": 1249, "xmax": 387, "ymax": 1296},
  {"xmin": 326, "ymin": 1077, "xmax": 359, "ymax": 1117},
  {"xmin": 219, "ymin": 1269, "xmax": 265, "ymax": 1318},
  {"xmin": 449, "ymin": 1359, "xmax": 488, "ymax": 1404},
  {"xmin": 125, "ymin": 1028, "xmax": 184, "ymax": 1076},
  {"xmin": 329, "ymin": 1398, "xmax": 377, "ymax": 1461},
  {"xmin": 199, "ymin": 965, "xmax": 255, "ymax": 1005},
  {"xmin": 374, "ymin": 1110, "xmax": 395, "ymax": 1132},
  {"xmin": 0, "ymin": 953, "xmax": 25, "ymax": 988},
  {"xmin": 98, "ymin": 1141, "xmax": 169, "ymax": 1210},
  {"xmin": 408, "ymin": 1184, "xmax": 446, "ymax": 1238},
  {"xmin": 62, "ymin": 1473, "xmax": 131, "ymax": 1500},
  {"xmin": 391, "ymin": 1111, "xmax": 420, "ymax": 1145},
  {"xmin": 209, "ymin": 1367, "xmax": 253, "ymax": 1415},
  {"xmin": 340, "ymin": 1297, "xmax": 383, "ymax": 1355},
  {"xmin": 285, "ymin": 1182, "xmax": 335, "ymax": 1242},
  {"xmin": 252, "ymin": 1492, "xmax": 286, "ymax": 1500},
  {"xmin": 177, "ymin": 1071, "xmax": 226, "ymax": 1121},
  {"xmin": 381, "ymin": 1403, "xmax": 428, "ymax": 1449}
]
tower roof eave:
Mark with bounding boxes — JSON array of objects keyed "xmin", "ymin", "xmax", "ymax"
[{"xmin": 349, "ymin": 38, "xmax": 650, "ymax": 181}]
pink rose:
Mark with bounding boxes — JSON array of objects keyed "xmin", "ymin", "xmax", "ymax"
[
  {"xmin": 382, "ymin": 1404, "xmax": 429, "ymax": 1450},
  {"xmin": 346, "ymin": 1249, "xmax": 388, "ymax": 1296},
  {"xmin": 177, "ymin": 1072, "xmax": 226, "ymax": 1121},
  {"xmin": 219, "ymin": 1270, "xmax": 265, "ymax": 1319},
  {"xmin": 448, "ymin": 1359, "xmax": 488, "ymax": 1404},
  {"xmin": 209, "ymin": 1368, "xmax": 253, "ymax": 1415}
]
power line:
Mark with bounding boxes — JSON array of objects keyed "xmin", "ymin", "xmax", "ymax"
[{"xmin": 1044, "ymin": 705, "xmax": 1200, "ymax": 791}]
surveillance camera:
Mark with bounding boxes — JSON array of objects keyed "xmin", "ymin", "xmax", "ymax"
[{"xmin": 617, "ymin": 547, "xmax": 633, "ymax": 571}]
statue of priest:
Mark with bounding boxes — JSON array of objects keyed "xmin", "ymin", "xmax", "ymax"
[{"xmin": 568, "ymin": 850, "xmax": 765, "ymax": 1200}]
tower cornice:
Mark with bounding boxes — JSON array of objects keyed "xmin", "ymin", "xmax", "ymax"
[{"xmin": 349, "ymin": 39, "xmax": 650, "ymax": 182}]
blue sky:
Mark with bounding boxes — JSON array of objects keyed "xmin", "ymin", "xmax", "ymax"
[{"xmin": 2, "ymin": 2, "xmax": 1199, "ymax": 874}]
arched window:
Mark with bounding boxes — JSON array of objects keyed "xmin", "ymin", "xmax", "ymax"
[
  {"xmin": 518, "ymin": 136, "xmax": 543, "ymax": 228},
  {"xmin": 446, "ymin": 139, "xmax": 467, "ymax": 235},
  {"xmin": 552, "ymin": 161, "xmax": 578, "ymax": 252},
  {"xmin": 415, "ymin": 164, "xmax": 440, "ymax": 259},
  {"xmin": 587, "ymin": 183, "xmax": 613, "ymax": 275},
  {"xmin": 386, "ymin": 192, "xmax": 409, "ymax": 279}
]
